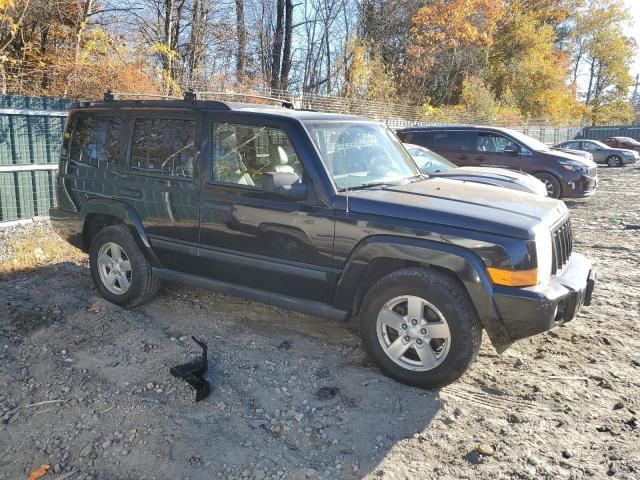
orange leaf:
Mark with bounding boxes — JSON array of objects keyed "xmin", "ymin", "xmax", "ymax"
[
  {"xmin": 88, "ymin": 303, "xmax": 101, "ymax": 313},
  {"xmin": 26, "ymin": 464, "xmax": 50, "ymax": 480}
]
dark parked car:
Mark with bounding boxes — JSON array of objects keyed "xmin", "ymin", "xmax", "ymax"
[
  {"xmin": 555, "ymin": 139, "xmax": 639, "ymax": 167},
  {"xmin": 50, "ymin": 95, "xmax": 596, "ymax": 389},
  {"xmin": 602, "ymin": 136, "xmax": 640, "ymax": 152},
  {"xmin": 396, "ymin": 126, "xmax": 598, "ymax": 199},
  {"xmin": 404, "ymin": 143, "xmax": 547, "ymax": 196}
]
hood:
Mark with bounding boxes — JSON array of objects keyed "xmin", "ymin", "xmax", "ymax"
[
  {"xmin": 345, "ymin": 177, "xmax": 567, "ymax": 239},
  {"xmin": 430, "ymin": 167, "xmax": 547, "ymax": 196},
  {"xmin": 543, "ymin": 148, "xmax": 597, "ymax": 167}
]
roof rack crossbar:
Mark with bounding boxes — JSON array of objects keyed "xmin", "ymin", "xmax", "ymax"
[
  {"xmin": 184, "ymin": 91, "xmax": 294, "ymax": 109},
  {"xmin": 104, "ymin": 90, "xmax": 182, "ymax": 102}
]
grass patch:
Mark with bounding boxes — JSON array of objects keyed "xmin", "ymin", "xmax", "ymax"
[{"xmin": 0, "ymin": 223, "xmax": 86, "ymax": 279}]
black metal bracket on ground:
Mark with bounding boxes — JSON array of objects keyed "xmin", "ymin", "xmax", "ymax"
[{"xmin": 170, "ymin": 336, "xmax": 211, "ymax": 402}]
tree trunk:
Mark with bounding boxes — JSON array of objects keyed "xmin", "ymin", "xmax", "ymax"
[
  {"xmin": 279, "ymin": 0, "xmax": 293, "ymax": 90},
  {"xmin": 271, "ymin": 0, "xmax": 285, "ymax": 92},
  {"xmin": 585, "ymin": 58, "xmax": 595, "ymax": 106},
  {"xmin": 235, "ymin": 0, "xmax": 247, "ymax": 84}
]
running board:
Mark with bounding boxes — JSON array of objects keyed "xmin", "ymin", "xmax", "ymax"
[{"xmin": 152, "ymin": 268, "xmax": 349, "ymax": 322}]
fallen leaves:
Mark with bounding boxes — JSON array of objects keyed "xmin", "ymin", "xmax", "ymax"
[
  {"xmin": 87, "ymin": 303, "xmax": 101, "ymax": 313},
  {"xmin": 26, "ymin": 464, "xmax": 50, "ymax": 480}
]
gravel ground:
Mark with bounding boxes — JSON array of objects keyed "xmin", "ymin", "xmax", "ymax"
[{"xmin": 1, "ymin": 166, "xmax": 639, "ymax": 480}]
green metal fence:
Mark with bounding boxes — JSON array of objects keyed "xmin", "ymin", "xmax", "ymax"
[{"xmin": 0, "ymin": 95, "xmax": 72, "ymax": 223}]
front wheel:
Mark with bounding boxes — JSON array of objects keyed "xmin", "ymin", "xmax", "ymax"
[
  {"xmin": 359, "ymin": 268, "xmax": 481, "ymax": 389},
  {"xmin": 89, "ymin": 225, "xmax": 161, "ymax": 307},
  {"xmin": 534, "ymin": 172, "xmax": 561, "ymax": 198}
]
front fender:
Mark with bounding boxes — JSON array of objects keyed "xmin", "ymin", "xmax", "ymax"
[{"xmin": 334, "ymin": 235, "xmax": 512, "ymax": 350}]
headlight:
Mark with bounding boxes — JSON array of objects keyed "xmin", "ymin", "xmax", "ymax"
[
  {"xmin": 559, "ymin": 161, "xmax": 588, "ymax": 173},
  {"xmin": 534, "ymin": 224, "xmax": 552, "ymax": 285},
  {"xmin": 486, "ymin": 225, "xmax": 552, "ymax": 287}
]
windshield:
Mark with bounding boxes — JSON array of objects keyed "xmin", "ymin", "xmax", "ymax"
[
  {"xmin": 503, "ymin": 128, "xmax": 550, "ymax": 152},
  {"xmin": 304, "ymin": 121, "xmax": 421, "ymax": 190},
  {"xmin": 405, "ymin": 144, "xmax": 456, "ymax": 174}
]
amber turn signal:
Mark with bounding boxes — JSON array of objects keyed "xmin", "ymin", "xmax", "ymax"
[{"xmin": 486, "ymin": 267, "xmax": 538, "ymax": 287}]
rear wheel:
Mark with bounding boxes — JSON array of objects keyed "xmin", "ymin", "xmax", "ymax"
[
  {"xmin": 534, "ymin": 172, "xmax": 561, "ymax": 198},
  {"xmin": 606, "ymin": 155, "xmax": 622, "ymax": 167},
  {"xmin": 359, "ymin": 268, "xmax": 481, "ymax": 389},
  {"xmin": 89, "ymin": 225, "xmax": 160, "ymax": 307}
]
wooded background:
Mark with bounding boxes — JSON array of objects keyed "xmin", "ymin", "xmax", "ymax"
[{"xmin": 0, "ymin": 0, "xmax": 638, "ymax": 125}]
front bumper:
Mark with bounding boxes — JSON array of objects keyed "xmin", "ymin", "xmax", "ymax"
[
  {"xmin": 492, "ymin": 253, "xmax": 596, "ymax": 341},
  {"xmin": 561, "ymin": 174, "xmax": 597, "ymax": 198}
]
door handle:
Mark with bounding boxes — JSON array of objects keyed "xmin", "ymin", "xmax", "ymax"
[
  {"xmin": 203, "ymin": 201, "xmax": 233, "ymax": 213},
  {"xmin": 117, "ymin": 187, "xmax": 142, "ymax": 199}
]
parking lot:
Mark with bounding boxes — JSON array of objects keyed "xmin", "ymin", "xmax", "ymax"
[{"xmin": 1, "ymin": 165, "xmax": 639, "ymax": 480}]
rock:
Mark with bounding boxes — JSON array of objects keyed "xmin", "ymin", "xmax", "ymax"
[
  {"xmin": 314, "ymin": 386, "xmax": 338, "ymax": 400},
  {"xmin": 375, "ymin": 435, "xmax": 383, "ymax": 442},
  {"xmin": 613, "ymin": 402, "xmax": 624, "ymax": 410},
  {"xmin": 146, "ymin": 383, "xmax": 154, "ymax": 390},
  {"xmin": 79, "ymin": 444, "xmax": 93, "ymax": 457},
  {"xmin": 608, "ymin": 462, "xmax": 617, "ymax": 476},
  {"xmin": 477, "ymin": 444, "xmax": 495, "ymax": 456},
  {"xmin": 562, "ymin": 450, "xmax": 573, "ymax": 459}
]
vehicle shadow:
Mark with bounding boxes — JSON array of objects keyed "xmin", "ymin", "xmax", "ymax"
[{"xmin": 1, "ymin": 262, "xmax": 442, "ymax": 479}]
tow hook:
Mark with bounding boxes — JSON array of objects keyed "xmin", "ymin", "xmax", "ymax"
[{"xmin": 170, "ymin": 336, "xmax": 211, "ymax": 402}]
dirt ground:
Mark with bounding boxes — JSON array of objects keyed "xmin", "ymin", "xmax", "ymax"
[{"xmin": 1, "ymin": 166, "xmax": 639, "ymax": 480}]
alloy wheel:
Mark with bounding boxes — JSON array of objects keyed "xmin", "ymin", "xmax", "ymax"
[
  {"xmin": 97, "ymin": 242, "xmax": 132, "ymax": 295},
  {"xmin": 376, "ymin": 295, "xmax": 451, "ymax": 372}
]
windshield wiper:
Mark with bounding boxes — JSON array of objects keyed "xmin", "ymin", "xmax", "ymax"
[{"xmin": 339, "ymin": 180, "xmax": 397, "ymax": 192}]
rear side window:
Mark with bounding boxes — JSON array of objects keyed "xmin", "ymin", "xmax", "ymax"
[
  {"xmin": 431, "ymin": 131, "xmax": 475, "ymax": 151},
  {"xmin": 476, "ymin": 132, "xmax": 519, "ymax": 153},
  {"xmin": 130, "ymin": 118, "xmax": 196, "ymax": 178},
  {"xmin": 69, "ymin": 115, "xmax": 121, "ymax": 168},
  {"xmin": 563, "ymin": 141, "xmax": 580, "ymax": 149}
]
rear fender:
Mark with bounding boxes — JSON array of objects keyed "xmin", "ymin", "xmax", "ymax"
[{"xmin": 81, "ymin": 198, "xmax": 161, "ymax": 266}]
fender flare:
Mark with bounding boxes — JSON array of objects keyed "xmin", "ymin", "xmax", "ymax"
[
  {"xmin": 334, "ymin": 235, "xmax": 512, "ymax": 350},
  {"xmin": 80, "ymin": 198, "xmax": 161, "ymax": 266}
]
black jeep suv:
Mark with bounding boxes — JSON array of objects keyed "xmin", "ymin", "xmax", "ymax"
[{"xmin": 50, "ymin": 94, "xmax": 596, "ymax": 388}]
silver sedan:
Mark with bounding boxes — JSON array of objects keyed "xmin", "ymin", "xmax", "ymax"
[{"xmin": 555, "ymin": 139, "xmax": 639, "ymax": 167}]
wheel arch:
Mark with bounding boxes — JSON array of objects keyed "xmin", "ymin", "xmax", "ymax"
[
  {"xmin": 334, "ymin": 235, "xmax": 512, "ymax": 350},
  {"xmin": 80, "ymin": 199, "xmax": 161, "ymax": 266}
]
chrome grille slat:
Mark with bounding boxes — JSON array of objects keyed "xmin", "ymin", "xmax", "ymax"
[{"xmin": 551, "ymin": 218, "xmax": 572, "ymax": 275}]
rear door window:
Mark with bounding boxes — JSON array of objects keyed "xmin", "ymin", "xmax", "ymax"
[
  {"xmin": 129, "ymin": 118, "xmax": 196, "ymax": 178},
  {"xmin": 431, "ymin": 131, "xmax": 475, "ymax": 151},
  {"xmin": 69, "ymin": 115, "xmax": 121, "ymax": 169}
]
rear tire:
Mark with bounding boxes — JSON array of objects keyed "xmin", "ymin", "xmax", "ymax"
[
  {"xmin": 606, "ymin": 155, "xmax": 622, "ymax": 167},
  {"xmin": 534, "ymin": 172, "xmax": 561, "ymax": 198},
  {"xmin": 89, "ymin": 224, "xmax": 160, "ymax": 307},
  {"xmin": 359, "ymin": 268, "xmax": 481, "ymax": 389}
]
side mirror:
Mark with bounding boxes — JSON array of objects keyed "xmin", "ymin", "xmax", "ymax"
[
  {"xmin": 262, "ymin": 172, "xmax": 307, "ymax": 200},
  {"xmin": 503, "ymin": 145, "xmax": 519, "ymax": 155}
]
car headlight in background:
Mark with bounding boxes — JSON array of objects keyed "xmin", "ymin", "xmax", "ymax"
[{"xmin": 559, "ymin": 161, "xmax": 588, "ymax": 174}]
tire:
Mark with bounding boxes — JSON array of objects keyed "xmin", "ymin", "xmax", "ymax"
[
  {"xmin": 359, "ymin": 268, "xmax": 481, "ymax": 389},
  {"xmin": 89, "ymin": 224, "xmax": 160, "ymax": 307},
  {"xmin": 534, "ymin": 172, "xmax": 561, "ymax": 199},
  {"xmin": 606, "ymin": 155, "xmax": 622, "ymax": 167}
]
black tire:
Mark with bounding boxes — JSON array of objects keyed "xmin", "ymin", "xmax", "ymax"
[
  {"xmin": 359, "ymin": 268, "xmax": 481, "ymax": 389},
  {"xmin": 89, "ymin": 224, "xmax": 160, "ymax": 307},
  {"xmin": 534, "ymin": 172, "xmax": 561, "ymax": 199},
  {"xmin": 606, "ymin": 155, "xmax": 622, "ymax": 167}
]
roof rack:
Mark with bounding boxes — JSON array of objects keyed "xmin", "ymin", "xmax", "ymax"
[
  {"xmin": 183, "ymin": 90, "xmax": 295, "ymax": 109},
  {"xmin": 103, "ymin": 91, "xmax": 181, "ymax": 102}
]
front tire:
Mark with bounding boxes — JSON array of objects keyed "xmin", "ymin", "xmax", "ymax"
[
  {"xmin": 359, "ymin": 268, "xmax": 481, "ymax": 389},
  {"xmin": 534, "ymin": 172, "xmax": 561, "ymax": 198},
  {"xmin": 89, "ymin": 225, "xmax": 160, "ymax": 307},
  {"xmin": 606, "ymin": 155, "xmax": 622, "ymax": 167}
]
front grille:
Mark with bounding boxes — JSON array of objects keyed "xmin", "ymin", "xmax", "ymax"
[{"xmin": 551, "ymin": 218, "xmax": 573, "ymax": 275}]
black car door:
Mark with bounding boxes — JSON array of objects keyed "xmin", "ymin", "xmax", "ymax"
[
  {"xmin": 197, "ymin": 112, "xmax": 336, "ymax": 303},
  {"xmin": 115, "ymin": 110, "xmax": 202, "ymax": 272}
]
